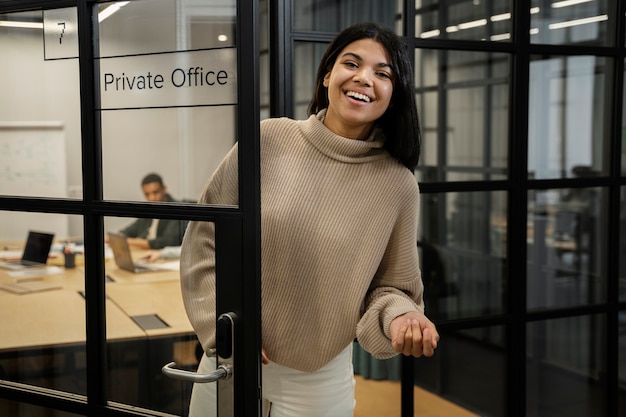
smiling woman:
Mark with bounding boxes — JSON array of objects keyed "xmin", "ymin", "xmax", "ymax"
[{"xmin": 181, "ymin": 22, "xmax": 437, "ymax": 417}]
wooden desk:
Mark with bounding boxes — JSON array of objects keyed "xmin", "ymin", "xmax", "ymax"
[
  {"xmin": 106, "ymin": 280, "xmax": 194, "ymax": 337},
  {"xmin": 0, "ymin": 288, "xmax": 144, "ymax": 351},
  {"xmin": 0, "ymin": 257, "xmax": 192, "ymax": 350}
]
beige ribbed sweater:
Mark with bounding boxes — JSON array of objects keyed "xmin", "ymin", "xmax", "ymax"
[{"xmin": 180, "ymin": 111, "xmax": 424, "ymax": 372}]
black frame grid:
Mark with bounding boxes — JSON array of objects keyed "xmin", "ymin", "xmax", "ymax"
[
  {"xmin": 1, "ymin": 0, "xmax": 626, "ymax": 416},
  {"xmin": 270, "ymin": 1, "xmax": 626, "ymax": 416}
]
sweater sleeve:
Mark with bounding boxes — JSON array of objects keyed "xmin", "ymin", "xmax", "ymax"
[
  {"xmin": 356, "ymin": 179, "xmax": 424, "ymax": 359},
  {"xmin": 180, "ymin": 143, "xmax": 239, "ymax": 351}
]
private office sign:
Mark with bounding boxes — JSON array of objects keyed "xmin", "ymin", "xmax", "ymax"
[{"xmin": 98, "ymin": 48, "xmax": 237, "ymax": 110}]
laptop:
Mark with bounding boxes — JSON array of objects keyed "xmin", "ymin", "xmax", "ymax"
[
  {"xmin": 107, "ymin": 232, "xmax": 169, "ymax": 273},
  {"xmin": 0, "ymin": 231, "xmax": 55, "ymax": 270}
]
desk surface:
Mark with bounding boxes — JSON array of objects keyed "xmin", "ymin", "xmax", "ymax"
[{"xmin": 0, "ymin": 249, "xmax": 193, "ymax": 352}]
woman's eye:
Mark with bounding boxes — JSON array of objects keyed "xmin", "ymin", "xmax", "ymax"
[
  {"xmin": 377, "ymin": 72, "xmax": 391, "ymax": 79},
  {"xmin": 344, "ymin": 61, "xmax": 358, "ymax": 68}
]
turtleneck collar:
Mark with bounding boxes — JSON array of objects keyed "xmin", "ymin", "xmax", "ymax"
[{"xmin": 298, "ymin": 109, "xmax": 388, "ymax": 164}]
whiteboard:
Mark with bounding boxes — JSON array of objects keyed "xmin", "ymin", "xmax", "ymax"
[{"xmin": 0, "ymin": 122, "xmax": 68, "ymax": 240}]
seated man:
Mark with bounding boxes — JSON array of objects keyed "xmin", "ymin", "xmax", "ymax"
[{"xmin": 118, "ymin": 173, "xmax": 183, "ymax": 249}]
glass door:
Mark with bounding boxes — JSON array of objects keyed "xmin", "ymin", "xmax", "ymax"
[{"xmin": 0, "ymin": 0, "xmax": 262, "ymax": 416}]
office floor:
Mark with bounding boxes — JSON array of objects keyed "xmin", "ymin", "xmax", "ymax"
[{"xmin": 354, "ymin": 375, "xmax": 480, "ymax": 417}]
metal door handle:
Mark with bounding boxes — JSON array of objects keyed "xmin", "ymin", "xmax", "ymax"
[{"xmin": 161, "ymin": 361, "xmax": 232, "ymax": 383}]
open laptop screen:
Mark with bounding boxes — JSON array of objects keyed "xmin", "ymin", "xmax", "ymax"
[{"xmin": 22, "ymin": 231, "xmax": 55, "ymax": 264}]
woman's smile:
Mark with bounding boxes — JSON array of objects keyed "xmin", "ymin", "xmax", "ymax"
[{"xmin": 322, "ymin": 38, "xmax": 394, "ymax": 140}]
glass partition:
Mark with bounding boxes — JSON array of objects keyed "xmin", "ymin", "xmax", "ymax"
[
  {"xmin": 0, "ymin": 212, "xmax": 86, "ymax": 396},
  {"xmin": 293, "ymin": 0, "xmax": 400, "ymax": 32},
  {"xmin": 528, "ymin": 55, "xmax": 610, "ymax": 179},
  {"xmin": 0, "ymin": 9, "xmax": 82, "ymax": 200},
  {"xmin": 104, "ymin": 215, "xmax": 196, "ymax": 414},
  {"xmin": 414, "ymin": 326, "xmax": 506, "ymax": 417},
  {"xmin": 527, "ymin": 315, "xmax": 606, "ymax": 417},
  {"xmin": 414, "ymin": 50, "xmax": 510, "ymax": 183},
  {"xmin": 419, "ymin": 191, "xmax": 508, "ymax": 321},
  {"xmin": 530, "ymin": 0, "xmax": 610, "ymax": 46},
  {"xmin": 415, "ymin": 0, "xmax": 513, "ymax": 42},
  {"xmin": 97, "ymin": 0, "xmax": 237, "ymax": 204},
  {"xmin": 527, "ymin": 188, "xmax": 607, "ymax": 311}
]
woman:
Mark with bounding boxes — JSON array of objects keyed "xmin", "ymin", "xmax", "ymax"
[{"xmin": 181, "ymin": 22, "xmax": 439, "ymax": 417}]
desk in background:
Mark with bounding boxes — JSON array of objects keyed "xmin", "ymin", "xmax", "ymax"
[{"xmin": 0, "ymin": 247, "xmax": 197, "ymax": 414}]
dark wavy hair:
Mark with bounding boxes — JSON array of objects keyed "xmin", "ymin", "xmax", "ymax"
[{"xmin": 307, "ymin": 22, "xmax": 421, "ymax": 171}]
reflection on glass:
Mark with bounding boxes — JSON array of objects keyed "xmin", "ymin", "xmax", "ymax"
[
  {"xmin": 104, "ymin": 215, "xmax": 197, "ymax": 415},
  {"xmin": 527, "ymin": 316, "xmax": 606, "ymax": 417},
  {"xmin": 528, "ymin": 55, "xmax": 609, "ymax": 179},
  {"xmin": 101, "ymin": 107, "xmax": 236, "ymax": 203},
  {"xmin": 97, "ymin": 0, "xmax": 236, "ymax": 57},
  {"xmin": 0, "ymin": 9, "xmax": 82, "ymax": 199},
  {"xmin": 414, "ymin": 50, "xmax": 510, "ymax": 183},
  {"xmin": 530, "ymin": 0, "xmax": 610, "ymax": 46},
  {"xmin": 293, "ymin": 0, "xmax": 399, "ymax": 32},
  {"xmin": 419, "ymin": 192, "xmax": 507, "ymax": 321},
  {"xmin": 415, "ymin": 0, "xmax": 513, "ymax": 42},
  {"xmin": 414, "ymin": 327, "xmax": 506, "ymax": 417},
  {"xmin": 97, "ymin": 1, "xmax": 238, "ymax": 204},
  {"xmin": 527, "ymin": 188, "xmax": 606, "ymax": 311},
  {"xmin": 0, "ymin": 212, "xmax": 85, "ymax": 396},
  {"xmin": 293, "ymin": 42, "xmax": 326, "ymax": 120}
]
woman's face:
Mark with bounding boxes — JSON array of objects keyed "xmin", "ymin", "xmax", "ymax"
[{"xmin": 322, "ymin": 38, "xmax": 394, "ymax": 140}]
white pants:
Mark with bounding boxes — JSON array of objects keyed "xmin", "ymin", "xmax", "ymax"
[{"xmin": 189, "ymin": 345, "xmax": 355, "ymax": 417}]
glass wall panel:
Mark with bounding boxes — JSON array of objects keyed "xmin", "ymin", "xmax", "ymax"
[
  {"xmin": 415, "ymin": 50, "xmax": 510, "ymax": 183},
  {"xmin": 293, "ymin": 0, "xmax": 400, "ymax": 32},
  {"xmin": 293, "ymin": 42, "xmax": 326, "ymax": 121},
  {"xmin": 530, "ymin": 0, "xmax": 610, "ymax": 46},
  {"xmin": 527, "ymin": 315, "xmax": 606, "ymax": 417},
  {"xmin": 415, "ymin": 0, "xmax": 513, "ymax": 42},
  {"xmin": 528, "ymin": 55, "xmax": 610, "ymax": 179},
  {"xmin": 97, "ymin": 0, "xmax": 237, "ymax": 204},
  {"xmin": 354, "ymin": 337, "xmax": 483, "ymax": 417},
  {"xmin": 419, "ymin": 191, "xmax": 507, "ymax": 321},
  {"xmin": 0, "ymin": 9, "xmax": 82, "ymax": 200},
  {"xmin": 414, "ymin": 326, "xmax": 506, "ymax": 417},
  {"xmin": 0, "ymin": 212, "xmax": 85, "ymax": 397},
  {"xmin": 527, "ymin": 188, "xmax": 607, "ymax": 311},
  {"xmin": 104, "ymin": 215, "xmax": 196, "ymax": 414}
]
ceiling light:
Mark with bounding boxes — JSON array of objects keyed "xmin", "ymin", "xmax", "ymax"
[
  {"xmin": 420, "ymin": 29, "xmax": 440, "ymax": 38},
  {"xmin": 0, "ymin": 21, "xmax": 43, "ymax": 29},
  {"xmin": 98, "ymin": 1, "xmax": 129, "ymax": 23},
  {"xmin": 552, "ymin": 0, "xmax": 592, "ymax": 8},
  {"xmin": 548, "ymin": 14, "xmax": 608, "ymax": 30}
]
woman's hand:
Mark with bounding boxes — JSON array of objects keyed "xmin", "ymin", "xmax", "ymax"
[{"xmin": 390, "ymin": 311, "xmax": 439, "ymax": 357}]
